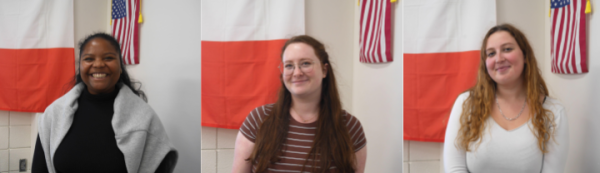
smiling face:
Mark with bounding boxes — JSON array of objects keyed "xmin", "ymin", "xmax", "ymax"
[
  {"xmin": 485, "ymin": 31, "xmax": 526, "ymax": 86},
  {"xmin": 281, "ymin": 42, "xmax": 327, "ymax": 98},
  {"xmin": 80, "ymin": 38, "xmax": 122, "ymax": 95}
]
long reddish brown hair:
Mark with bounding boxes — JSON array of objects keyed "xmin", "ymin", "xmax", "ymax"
[
  {"xmin": 247, "ymin": 35, "xmax": 356, "ymax": 172},
  {"xmin": 457, "ymin": 24, "xmax": 555, "ymax": 153}
]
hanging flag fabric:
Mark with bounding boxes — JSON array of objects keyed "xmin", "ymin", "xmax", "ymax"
[
  {"xmin": 201, "ymin": 0, "xmax": 305, "ymax": 129},
  {"xmin": 551, "ymin": 0, "xmax": 590, "ymax": 74},
  {"xmin": 359, "ymin": 0, "xmax": 393, "ymax": 63},
  {"xmin": 111, "ymin": 0, "xmax": 141, "ymax": 65},
  {"xmin": 0, "ymin": 0, "xmax": 75, "ymax": 112},
  {"xmin": 403, "ymin": 0, "xmax": 496, "ymax": 142}
]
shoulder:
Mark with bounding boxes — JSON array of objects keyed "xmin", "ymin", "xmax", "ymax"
[
  {"xmin": 239, "ymin": 104, "xmax": 275, "ymax": 142},
  {"xmin": 456, "ymin": 92, "xmax": 471, "ymax": 103},
  {"xmin": 246, "ymin": 104, "xmax": 275, "ymax": 122},
  {"xmin": 342, "ymin": 111, "xmax": 365, "ymax": 133},
  {"xmin": 542, "ymin": 96, "xmax": 567, "ymax": 124},
  {"xmin": 342, "ymin": 111, "xmax": 367, "ymax": 151},
  {"xmin": 112, "ymin": 86, "xmax": 163, "ymax": 135},
  {"xmin": 342, "ymin": 111, "xmax": 362, "ymax": 125},
  {"xmin": 39, "ymin": 84, "xmax": 84, "ymax": 124}
]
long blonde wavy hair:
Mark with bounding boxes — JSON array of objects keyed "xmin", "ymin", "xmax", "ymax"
[{"xmin": 457, "ymin": 24, "xmax": 555, "ymax": 153}]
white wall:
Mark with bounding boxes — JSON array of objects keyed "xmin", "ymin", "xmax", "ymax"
[
  {"xmin": 352, "ymin": 1, "xmax": 404, "ymax": 173},
  {"xmin": 124, "ymin": 1, "xmax": 201, "ymax": 172},
  {"xmin": 403, "ymin": 1, "xmax": 546, "ymax": 173},
  {"xmin": 200, "ymin": 1, "xmax": 357, "ymax": 172},
  {"xmin": 544, "ymin": 0, "xmax": 600, "ymax": 172}
]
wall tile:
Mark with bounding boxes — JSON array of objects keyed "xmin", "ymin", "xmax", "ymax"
[
  {"xmin": 0, "ymin": 150, "xmax": 8, "ymax": 172},
  {"xmin": 201, "ymin": 150, "xmax": 217, "ymax": 173},
  {"xmin": 0, "ymin": 111, "xmax": 8, "ymax": 126},
  {"xmin": 409, "ymin": 141, "xmax": 442, "ymax": 161},
  {"xmin": 217, "ymin": 149, "xmax": 234, "ymax": 173},
  {"xmin": 403, "ymin": 162, "xmax": 408, "ymax": 173},
  {"xmin": 217, "ymin": 128, "xmax": 238, "ymax": 149},
  {"xmin": 202, "ymin": 127, "xmax": 217, "ymax": 149},
  {"xmin": 9, "ymin": 126, "xmax": 31, "ymax": 148},
  {"xmin": 409, "ymin": 161, "xmax": 440, "ymax": 173},
  {"xmin": 0, "ymin": 127, "xmax": 8, "ymax": 150},
  {"xmin": 439, "ymin": 146, "xmax": 445, "ymax": 173},
  {"xmin": 9, "ymin": 148, "xmax": 31, "ymax": 171},
  {"xmin": 403, "ymin": 140, "xmax": 409, "ymax": 161},
  {"xmin": 9, "ymin": 171, "xmax": 30, "ymax": 173},
  {"xmin": 9, "ymin": 112, "xmax": 32, "ymax": 126}
]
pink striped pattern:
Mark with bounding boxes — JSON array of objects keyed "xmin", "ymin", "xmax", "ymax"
[
  {"xmin": 359, "ymin": 0, "xmax": 393, "ymax": 63},
  {"xmin": 551, "ymin": 0, "xmax": 588, "ymax": 74},
  {"xmin": 111, "ymin": 0, "xmax": 140, "ymax": 65}
]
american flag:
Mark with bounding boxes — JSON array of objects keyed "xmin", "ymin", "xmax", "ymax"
[
  {"xmin": 359, "ymin": 0, "xmax": 393, "ymax": 63},
  {"xmin": 112, "ymin": 0, "xmax": 141, "ymax": 65},
  {"xmin": 551, "ymin": 0, "xmax": 589, "ymax": 74}
]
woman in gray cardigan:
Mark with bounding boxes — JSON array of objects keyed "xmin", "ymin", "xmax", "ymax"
[{"xmin": 32, "ymin": 33, "xmax": 177, "ymax": 173}]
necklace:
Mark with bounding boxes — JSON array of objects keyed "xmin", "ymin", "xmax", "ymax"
[{"xmin": 495, "ymin": 96, "xmax": 526, "ymax": 121}]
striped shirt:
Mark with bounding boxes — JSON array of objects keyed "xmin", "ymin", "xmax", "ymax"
[{"xmin": 240, "ymin": 104, "xmax": 367, "ymax": 173}]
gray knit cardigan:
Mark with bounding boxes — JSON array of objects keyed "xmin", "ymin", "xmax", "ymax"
[{"xmin": 37, "ymin": 83, "xmax": 175, "ymax": 173}]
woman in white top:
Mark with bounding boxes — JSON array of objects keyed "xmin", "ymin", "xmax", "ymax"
[{"xmin": 443, "ymin": 24, "xmax": 569, "ymax": 173}]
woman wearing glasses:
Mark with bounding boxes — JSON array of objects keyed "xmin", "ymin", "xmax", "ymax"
[
  {"xmin": 231, "ymin": 35, "xmax": 367, "ymax": 173},
  {"xmin": 443, "ymin": 24, "xmax": 569, "ymax": 173}
]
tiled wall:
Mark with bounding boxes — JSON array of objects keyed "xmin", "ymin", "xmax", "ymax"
[
  {"xmin": 403, "ymin": 140, "xmax": 444, "ymax": 173},
  {"xmin": 201, "ymin": 127, "xmax": 238, "ymax": 173},
  {"xmin": 0, "ymin": 111, "xmax": 35, "ymax": 173}
]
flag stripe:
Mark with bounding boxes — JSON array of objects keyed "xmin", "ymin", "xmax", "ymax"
[
  {"xmin": 375, "ymin": 0, "xmax": 385, "ymax": 62},
  {"xmin": 359, "ymin": 0, "xmax": 371, "ymax": 62},
  {"xmin": 403, "ymin": 0, "xmax": 495, "ymax": 142},
  {"xmin": 112, "ymin": 0, "xmax": 140, "ymax": 65},
  {"xmin": 0, "ymin": 48, "xmax": 75, "ymax": 112},
  {"xmin": 551, "ymin": 0, "xmax": 588, "ymax": 74},
  {"xmin": 404, "ymin": 51, "xmax": 480, "ymax": 142},
  {"xmin": 360, "ymin": 0, "xmax": 392, "ymax": 63},
  {"xmin": 0, "ymin": 0, "xmax": 75, "ymax": 112},
  {"xmin": 201, "ymin": 40, "xmax": 285, "ymax": 129}
]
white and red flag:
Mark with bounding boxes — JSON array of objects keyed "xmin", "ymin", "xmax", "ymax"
[
  {"xmin": 360, "ymin": 0, "xmax": 393, "ymax": 63},
  {"xmin": 111, "ymin": 0, "xmax": 142, "ymax": 65},
  {"xmin": 551, "ymin": 0, "xmax": 591, "ymax": 74},
  {"xmin": 0, "ymin": 0, "xmax": 75, "ymax": 112},
  {"xmin": 403, "ymin": 0, "xmax": 496, "ymax": 142},
  {"xmin": 201, "ymin": 0, "xmax": 305, "ymax": 129}
]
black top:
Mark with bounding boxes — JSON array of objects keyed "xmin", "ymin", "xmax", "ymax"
[{"xmin": 32, "ymin": 86, "xmax": 127, "ymax": 173}]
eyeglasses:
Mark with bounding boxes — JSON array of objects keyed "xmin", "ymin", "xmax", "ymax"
[{"xmin": 278, "ymin": 60, "xmax": 315, "ymax": 76}]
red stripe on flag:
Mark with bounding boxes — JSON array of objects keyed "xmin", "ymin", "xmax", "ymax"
[
  {"xmin": 133, "ymin": 0, "xmax": 140, "ymax": 64},
  {"xmin": 568, "ymin": 3, "xmax": 577, "ymax": 74},
  {"xmin": 201, "ymin": 40, "xmax": 285, "ymax": 129},
  {"xmin": 556, "ymin": 8, "xmax": 565, "ymax": 74},
  {"xmin": 0, "ymin": 48, "xmax": 75, "ymax": 112},
  {"xmin": 404, "ymin": 51, "xmax": 480, "ymax": 142},
  {"xmin": 374, "ymin": 0, "xmax": 384, "ymax": 62},
  {"xmin": 551, "ymin": 8, "xmax": 559, "ymax": 73},
  {"xmin": 383, "ymin": 0, "xmax": 392, "ymax": 62}
]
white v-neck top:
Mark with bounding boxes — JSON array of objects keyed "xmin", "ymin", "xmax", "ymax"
[{"xmin": 443, "ymin": 93, "xmax": 569, "ymax": 173}]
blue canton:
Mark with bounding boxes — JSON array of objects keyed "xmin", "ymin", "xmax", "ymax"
[
  {"xmin": 551, "ymin": 0, "xmax": 570, "ymax": 9},
  {"xmin": 112, "ymin": 0, "xmax": 127, "ymax": 19}
]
